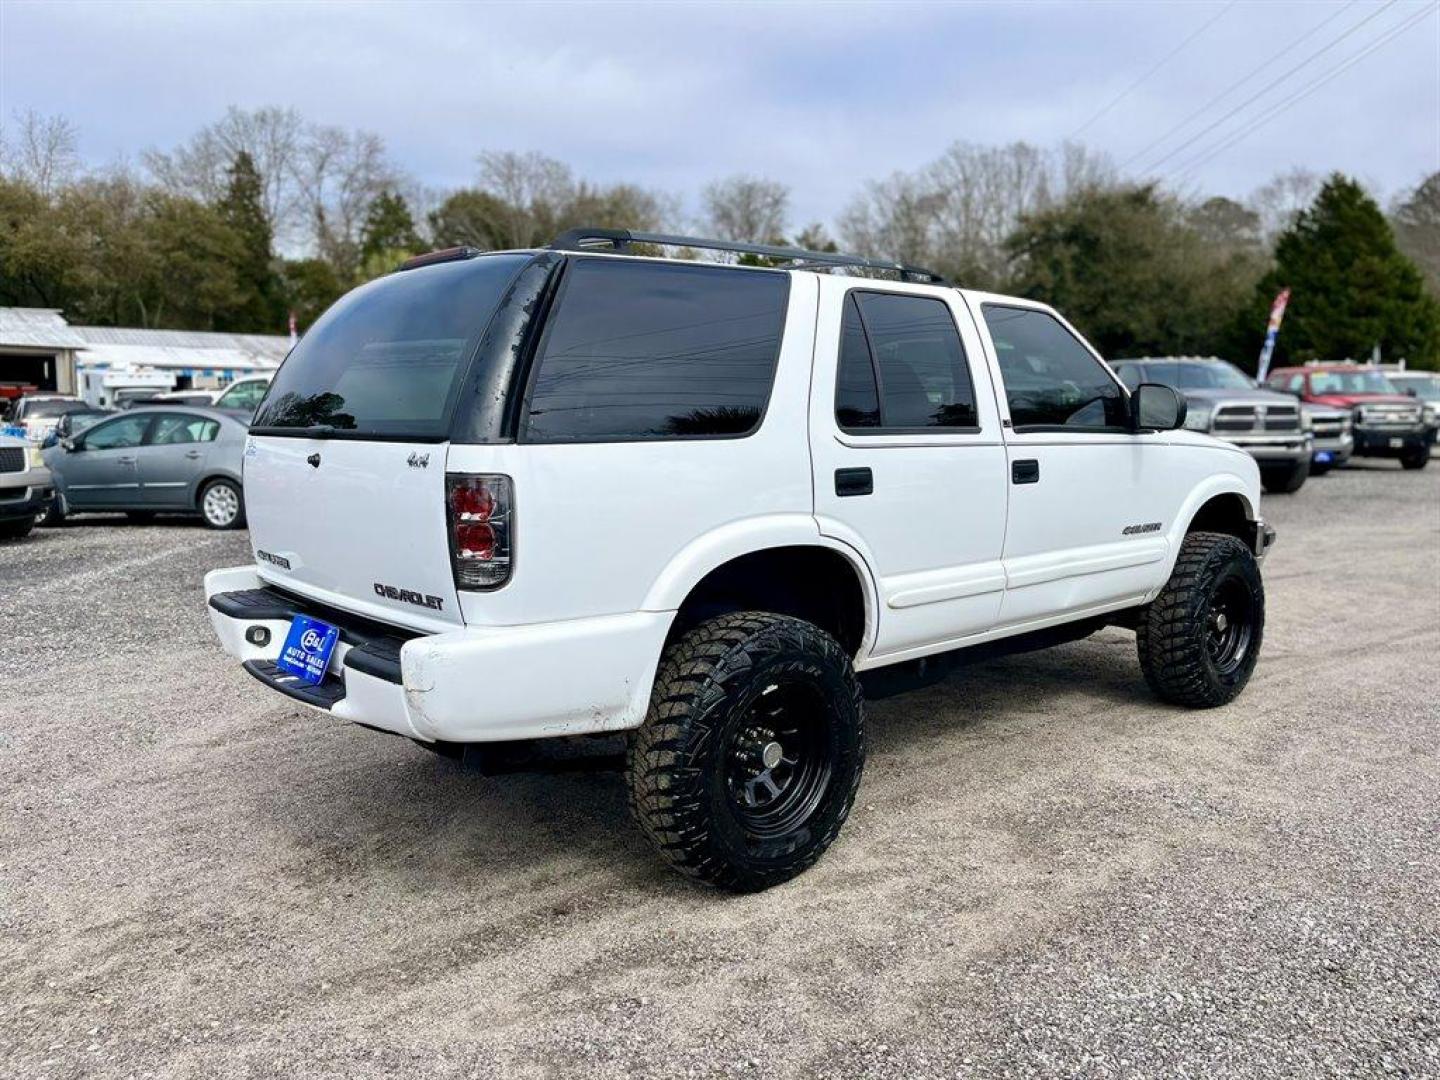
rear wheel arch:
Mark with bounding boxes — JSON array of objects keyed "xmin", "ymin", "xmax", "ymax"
[{"xmin": 667, "ymin": 544, "xmax": 873, "ymax": 659}]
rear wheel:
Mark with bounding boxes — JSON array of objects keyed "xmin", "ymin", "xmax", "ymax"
[
  {"xmin": 1261, "ymin": 457, "xmax": 1309, "ymax": 494},
  {"xmin": 626, "ymin": 612, "xmax": 865, "ymax": 892},
  {"xmin": 1400, "ymin": 445, "xmax": 1430, "ymax": 470},
  {"xmin": 0, "ymin": 516, "xmax": 34, "ymax": 540},
  {"xmin": 199, "ymin": 479, "xmax": 244, "ymax": 529},
  {"xmin": 1138, "ymin": 531, "xmax": 1264, "ymax": 708}
]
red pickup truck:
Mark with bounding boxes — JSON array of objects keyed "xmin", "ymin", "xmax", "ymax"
[{"xmin": 1266, "ymin": 365, "xmax": 1430, "ymax": 470}]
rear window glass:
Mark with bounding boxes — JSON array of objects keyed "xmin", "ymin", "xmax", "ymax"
[
  {"xmin": 253, "ymin": 254, "xmax": 529, "ymax": 437},
  {"xmin": 523, "ymin": 258, "xmax": 789, "ymax": 442}
]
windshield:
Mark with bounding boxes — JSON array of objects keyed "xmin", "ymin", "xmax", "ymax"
[
  {"xmin": 69, "ymin": 412, "xmax": 109, "ymax": 433},
  {"xmin": 1129, "ymin": 361, "xmax": 1255, "ymax": 390},
  {"xmin": 19, "ymin": 398, "xmax": 84, "ymax": 418},
  {"xmin": 1310, "ymin": 370, "xmax": 1399, "ymax": 395},
  {"xmin": 215, "ymin": 379, "xmax": 269, "ymax": 410},
  {"xmin": 253, "ymin": 254, "xmax": 529, "ymax": 438},
  {"xmin": 1391, "ymin": 375, "xmax": 1440, "ymax": 401}
]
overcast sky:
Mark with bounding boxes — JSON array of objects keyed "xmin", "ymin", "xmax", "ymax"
[{"xmin": 2, "ymin": 0, "xmax": 1436, "ymax": 229}]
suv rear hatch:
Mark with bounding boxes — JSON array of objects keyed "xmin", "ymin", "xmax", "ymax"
[{"xmin": 243, "ymin": 252, "xmax": 536, "ymax": 632}]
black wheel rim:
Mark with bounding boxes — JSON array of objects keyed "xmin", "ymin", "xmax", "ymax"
[
  {"xmin": 723, "ymin": 681, "xmax": 834, "ymax": 841},
  {"xmin": 1206, "ymin": 575, "xmax": 1256, "ymax": 676}
]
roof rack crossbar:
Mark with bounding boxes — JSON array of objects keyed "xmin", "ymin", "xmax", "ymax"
[{"xmin": 549, "ymin": 228, "xmax": 947, "ymax": 285}]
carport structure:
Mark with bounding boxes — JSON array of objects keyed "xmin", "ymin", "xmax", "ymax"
[{"xmin": 0, "ymin": 307, "xmax": 85, "ymax": 395}]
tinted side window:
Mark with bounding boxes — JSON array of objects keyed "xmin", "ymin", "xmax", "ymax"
[
  {"xmin": 835, "ymin": 291, "xmax": 977, "ymax": 432},
  {"xmin": 524, "ymin": 259, "xmax": 789, "ymax": 442},
  {"xmin": 152, "ymin": 415, "xmax": 220, "ymax": 445},
  {"xmin": 84, "ymin": 415, "xmax": 150, "ymax": 450},
  {"xmin": 982, "ymin": 306, "xmax": 1128, "ymax": 430},
  {"xmin": 835, "ymin": 295, "xmax": 880, "ymax": 429}
]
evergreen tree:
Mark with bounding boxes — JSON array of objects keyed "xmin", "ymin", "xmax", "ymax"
[
  {"xmin": 360, "ymin": 189, "xmax": 421, "ymax": 261},
  {"xmin": 1241, "ymin": 174, "xmax": 1440, "ymax": 369},
  {"xmin": 1005, "ymin": 184, "xmax": 1264, "ymax": 358},
  {"xmin": 215, "ymin": 150, "xmax": 281, "ymax": 331}
]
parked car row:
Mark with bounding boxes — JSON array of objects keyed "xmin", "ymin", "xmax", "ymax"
[
  {"xmin": 1113, "ymin": 357, "xmax": 1434, "ymax": 495},
  {"xmin": 0, "ymin": 375, "xmax": 273, "ymax": 533}
]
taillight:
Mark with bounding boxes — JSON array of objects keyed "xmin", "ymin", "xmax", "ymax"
[{"xmin": 446, "ymin": 473, "xmax": 513, "ymax": 590}]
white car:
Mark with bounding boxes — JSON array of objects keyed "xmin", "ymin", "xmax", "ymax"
[
  {"xmin": 205, "ymin": 229, "xmax": 1274, "ymax": 891},
  {"xmin": 0, "ymin": 432, "xmax": 53, "ymax": 539},
  {"xmin": 213, "ymin": 374, "xmax": 273, "ymax": 416},
  {"xmin": 8, "ymin": 394, "xmax": 87, "ymax": 444}
]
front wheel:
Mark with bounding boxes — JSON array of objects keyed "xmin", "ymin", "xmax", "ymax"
[
  {"xmin": 1400, "ymin": 445, "xmax": 1430, "ymax": 470},
  {"xmin": 1261, "ymin": 457, "xmax": 1309, "ymax": 494},
  {"xmin": 626, "ymin": 612, "xmax": 865, "ymax": 892},
  {"xmin": 199, "ymin": 478, "xmax": 245, "ymax": 530},
  {"xmin": 1137, "ymin": 531, "xmax": 1265, "ymax": 708},
  {"xmin": 0, "ymin": 516, "xmax": 35, "ymax": 540}
]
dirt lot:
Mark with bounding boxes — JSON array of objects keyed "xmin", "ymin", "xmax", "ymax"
[{"xmin": 2, "ymin": 462, "xmax": 1437, "ymax": 1079}]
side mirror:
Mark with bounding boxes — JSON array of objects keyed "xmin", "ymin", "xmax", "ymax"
[
  {"xmin": 61, "ymin": 437, "xmax": 78, "ymax": 452},
  {"xmin": 1131, "ymin": 383, "xmax": 1187, "ymax": 432}
]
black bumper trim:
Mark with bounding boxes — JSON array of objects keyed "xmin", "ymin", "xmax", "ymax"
[
  {"xmin": 211, "ymin": 584, "xmax": 414, "ymax": 685},
  {"xmin": 1353, "ymin": 429, "xmax": 1427, "ymax": 456},
  {"xmin": 242, "ymin": 659, "xmax": 346, "ymax": 709}
]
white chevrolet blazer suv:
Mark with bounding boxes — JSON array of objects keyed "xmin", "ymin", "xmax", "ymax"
[{"xmin": 206, "ymin": 228, "xmax": 1275, "ymax": 891}]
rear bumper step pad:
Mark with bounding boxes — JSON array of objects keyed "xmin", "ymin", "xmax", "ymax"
[
  {"xmin": 213, "ymin": 585, "xmax": 409, "ymax": 685},
  {"xmin": 243, "ymin": 659, "xmax": 347, "ymax": 708}
]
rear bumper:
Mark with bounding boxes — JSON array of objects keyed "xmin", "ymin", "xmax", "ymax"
[{"xmin": 205, "ymin": 566, "xmax": 671, "ymax": 743}]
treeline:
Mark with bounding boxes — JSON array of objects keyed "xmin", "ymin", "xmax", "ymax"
[{"xmin": 1, "ymin": 106, "xmax": 1436, "ymax": 368}]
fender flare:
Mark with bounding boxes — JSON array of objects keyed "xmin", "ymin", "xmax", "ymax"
[
  {"xmin": 1156, "ymin": 476, "xmax": 1259, "ymax": 588},
  {"xmin": 640, "ymin": 513, "xmax": 882, "ymax": 657}
]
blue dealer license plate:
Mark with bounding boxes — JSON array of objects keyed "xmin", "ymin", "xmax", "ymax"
[{"xmin": 276, "ymin": 615, "xmax": 339, "ymax": 686}]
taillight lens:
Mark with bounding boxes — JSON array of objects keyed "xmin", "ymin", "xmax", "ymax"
[{"xmin": 446, "ymin": 474, "xmax": 512, "ymax": 589}]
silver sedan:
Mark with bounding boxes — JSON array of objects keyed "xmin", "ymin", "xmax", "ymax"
[{"xmin": 40, "ymin": 406, "xmax": 250, "ymax": 529}]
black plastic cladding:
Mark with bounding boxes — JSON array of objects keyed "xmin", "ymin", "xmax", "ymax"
[{"xmin": 448, "ymin": 251, "xmax": 564, "ymax": 444}]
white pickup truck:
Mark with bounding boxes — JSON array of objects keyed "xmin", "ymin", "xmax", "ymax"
[{"xmin": 205, "ymin": 229, "xmax": 1274, "ymax": 891}]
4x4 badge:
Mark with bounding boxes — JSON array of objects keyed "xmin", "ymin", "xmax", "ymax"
[{"xmin": 407, "ymin": 452, "xmax": 430, "ymax": 469}]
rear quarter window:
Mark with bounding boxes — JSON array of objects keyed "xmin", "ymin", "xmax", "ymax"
[
  {"xmin": 522, "ymin": 258, "xmax": 789, "ymax": 442},
  {"xmin": 252, "ymin": 254, "xmax": 530, "ymax": 438}
]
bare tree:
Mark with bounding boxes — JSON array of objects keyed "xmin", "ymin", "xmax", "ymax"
[
  {"xmin": 294, "ymin": 125, "xmax": 397, "ymax": 281},
  {"xmin": 1391, "ymin": 172, "xmax": 1440, "ymax": 296},
  {"xmin": 701, "ymin": 175, "xmax": 789, "ymax": 247},
  {"xmin": 0, "ymin": 109, "xmax": 81, "ymax": 196},
  {"xmin": 838, "ymin": 141, "xmax": 1114, "ymax": 288},
  {"xmin": 144, "ymin": 106, "xmax": 305, "ymax": 242},
  {"xmin": 477, "ymin": 150, "xmax": 576, "ymax": 247},
  {"xmin": 1248, "ymin": 167, "xmax": 1322, "ymax": 242}
]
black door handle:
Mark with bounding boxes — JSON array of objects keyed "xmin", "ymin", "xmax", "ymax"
[
  {"xmin": 1012, "ymin": 459, "xmax": 1040, "ymax": 484},
  {"xmin": 835, "ymin": 467, "xmax": 873, "ymax": 497}
]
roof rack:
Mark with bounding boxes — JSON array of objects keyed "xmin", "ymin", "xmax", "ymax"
[{"xmin": 550, "ymin": 227, "xmax": 948, "ymax": 285}]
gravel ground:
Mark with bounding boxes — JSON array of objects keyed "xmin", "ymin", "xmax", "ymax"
[{"xmin": 2, "ymin": 462, "xmax": 1437, "ymax": 1079}]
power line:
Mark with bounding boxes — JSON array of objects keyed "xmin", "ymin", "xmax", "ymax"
[
  {"xmin": 1069, "ymin": 0, "xmax": 1238, "ymax": 139},
  {"xmin": 1135, "ymin": 0, "xmax": 1401, "ymax": 176},
  {"xmin": 1119, "ymin": 0, "xmax": 1360, "ymax": 171},
  {"xmin": 1170, "ymin": 3, "xmax": 1437, "ymax": 182}
]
